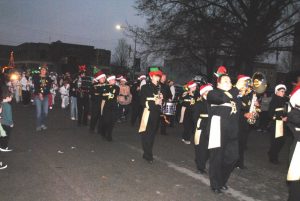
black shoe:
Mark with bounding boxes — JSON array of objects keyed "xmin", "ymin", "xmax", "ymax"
[
  {"xmin": 197, "ymin": 169, "xmax": 207, "ymax": 174},
  {"xmin": 89, "ymin": 129, "xmax": 94, "ymax": 133},
  {"xmin": 143, "ymin": 156, "xmax": 153, "ymax": 164},
  {"xmin": 221, "ymin": 185, "xmax": 228, "ymax": 190},
  {"xmin": 236, "ymin": 165, "xmax": 247, "ymax": 169},
  {"xmin": 211, "ymin": 188, "xmax": 222, "ymax": 194},
  {"xmin": 270, "ymin": 159, "xmax": 280, "ymax": 165}
]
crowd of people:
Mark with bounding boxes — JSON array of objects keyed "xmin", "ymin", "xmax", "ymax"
[{"xmin": 0, "ymin": 64, "xmax": 299, "ymax": 200}]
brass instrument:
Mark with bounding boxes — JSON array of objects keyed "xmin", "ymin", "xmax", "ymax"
[{"xmin": 247, "ymin": 72, "xmax": 267, "ymax": 124}]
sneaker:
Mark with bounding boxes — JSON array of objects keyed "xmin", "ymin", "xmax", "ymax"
[
  {"xmin": 0, "ymin": 162, "xmax": 7, "ymax": 170},
  {"xmin": 36, "ymin": 127, "xmax": 42, "ymax": 131},
  {"xmin": 71, "ymin": 117, "xmax": 76, "ymax": 120},
  {"xmin": 49, "ymin": 106, "xmax": 53, "ymax": 110},
  {"xmin": 0, "ymin": 147, "xmax": 12, "ymax": 152},
  {"xmin": 41, "ymin": 125, "xmax": 47, "ymax": 130}
]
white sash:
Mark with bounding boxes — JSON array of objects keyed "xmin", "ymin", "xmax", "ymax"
[
  {"xmin": 275, "ymin": 120, "xmax": 284, "ymax": 138},
  {"xmin": 179, "ymin": 106, "xmax": 186, "ymax": 123},
  {"xmin": 208, "ymin": 115, "xmax": 221, "ymax": 149},
  {"xmin": 287, "ymin": 142, "xmax": 300, "ymax": 181},
  {"xmin": 194, "ymin": 119, "xmax": 202, "ymax": 145}
]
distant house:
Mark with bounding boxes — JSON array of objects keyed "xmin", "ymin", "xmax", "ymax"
[{"xmin": 0, "ymin": 41, "xmax": 111, "ymax": 74}]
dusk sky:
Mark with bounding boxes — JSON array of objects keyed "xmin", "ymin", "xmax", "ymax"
[{"xmin": 0, "ymin": 0, "xmax": 145, "ymax": 51}]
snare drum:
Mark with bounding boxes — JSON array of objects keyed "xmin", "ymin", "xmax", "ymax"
[{"xmin": 162, "ymin": 101, "xmax": 177, "ymax": 115}]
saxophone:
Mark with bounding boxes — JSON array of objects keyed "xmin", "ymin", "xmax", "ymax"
[{"xmin": 247, "ymin": 72, "xmax": 267, "ymax": 125}]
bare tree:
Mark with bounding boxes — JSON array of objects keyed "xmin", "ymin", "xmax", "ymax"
[
  {"xmin": 133, "ymin": 0, "xmax": 299, "ymax": 78},
  {"xmin": 112, "ymin": 38, "xmax": 130, "ymax": 67}
]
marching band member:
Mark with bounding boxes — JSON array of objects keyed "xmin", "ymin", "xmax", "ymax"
[
  {"xmin": 139, "ymin": 75, "xmax": 147, "ymax": 89},
  {"xmin": 100, "ymin": 75, "xmax": 119, "ymax": 141},
  {"xmin": 130, "ymin": 76, "xmax": 143, "ymax": 126},
  {"xmin": 181, "ymin": 80, "xmax": 198, "ymax": 144},
  {"xmin": 207, "ymin": 73, "xmax": 240, "ymax": 193},
  {"xmin": 267, "ymin": 84, "xmax": 288, "ymax": 164},
  {"xmin": 287, "ymin": 86, "xmax": 300, "ymax": 201},
  {"xmin": 159, "ymin": 73, "xmax": 172, "ymax": 135},
  {"xmin": 138, "ymin": 67, "xmax": 163, "ymax": 163},
  {"xmin": 193, "ymin": 83, "xmax": 213, "ymax": 174},
  {"xmin": 89, "ymin": 71, "xmax": 106, "ymax": 133},
  {"xmin": 235, "ymin": 74, "xmax": 252, "ymax": 169},
  {"xmin": 76, "ymin": 65, "xmax": 92, "ymax": 126}
]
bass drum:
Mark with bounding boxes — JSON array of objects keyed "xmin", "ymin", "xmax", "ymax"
[{"xmin": 162, "ymin": 101, "xmax": 177, "ymax": 115}]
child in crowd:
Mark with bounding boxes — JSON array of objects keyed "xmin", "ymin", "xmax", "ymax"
[
  {"xmin": 59, "ymin": 81, "xmax": 70, "ymax": 109},
  {"xmin": 0, "ymin": 87, "xmax": 14, "ymax": 152}
]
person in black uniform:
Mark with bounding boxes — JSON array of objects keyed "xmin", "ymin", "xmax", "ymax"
[
  {"xmin": 138, "ymin": 67, "xmax": 163, "ymax": 163},
  {"xmin": 287, "ymin": 86, "xmax": 300, "ymax": 201},
  {"xmin": 268, "ymin": 84, "xmax": 288, "ymax": 164},
  {"xmin": 76, "ymin": 65, "xmax": 91, "ymax": 127},
  {"xmin": 235, "ymin": 75, "xmax": 252, "ymax": 169},
  {"xmin": 181, "ymin": 81, "xmax": 199, "ymax": 144},
  {"xmin": 159, "ymin": 73, "xmax": 172, "ymax": 135},
  {"xmin": 131, "ymin": 75, "xmax": 146, "ymax": 126},
  {"xmin": 89, "ymin": 71, "xmax": 106, "ymax": 133},
  {"xmin": 193, "ymin": 83, "xmax": 213, "ymax": 174},
  {"xmin": 100, "ymin": 75, "xmax": 119, "ymax": 141},
  {"xmin": 207, "ymin": 73, "xmax": 240, "ymax": 193}
]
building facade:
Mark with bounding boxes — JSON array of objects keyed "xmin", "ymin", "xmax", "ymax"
[{"xmin": 0, "ymin": 41, "xmax": 111, "ymax": 74}]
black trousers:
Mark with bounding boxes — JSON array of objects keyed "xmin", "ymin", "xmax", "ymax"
[
  {"xmin": 194, "ymin": 134, "xmax": 209, "ymax": 171},
  {"xmin": 268, "ymin": 123, "xmax": 286, "ymax": 161},
  {"xmin": 131, "ymin": 102, "xmax": 142, "ymax": 126},
  {"xmin": 182, "ymin": 110, "xmax": 195, "ymax": 141},
  {"xmin": 22, "ymin": 90, "xmax": 30, "ymax": 105},
  {"xmin": 160, "ymin": 115, "xmax": 170, "ymax": 134},
  {"xmin": 288, "ymin": 181, "xmax": 300, "ymax": 201},
  {"xmin": 237, "ymin": 122, "xmax": 250, "ymax": 167},
  {"xmin": 141, "ymin": 113, "xmax": 160, "ymax": 161},
  {"xmin": 209, "ymin": 139, "xmax": 239, "ymax": 189},
  {"xmin": 0, "ymin": 125, "xmax": 11, "ymax": 149},
  {"xmin": 77, "ymin": 95, "xmax": 89, "ymax": 125},
  {"xmin": 100, "ymin": 108, "xmax": 117, "ymax": 141},
  {"xmin": 89, "ymin": 99, "xmax": 101, "ymax": 131}
]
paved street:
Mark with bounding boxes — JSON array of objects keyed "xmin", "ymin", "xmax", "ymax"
[{"xmin": 0, "ymin": 103, "xmax": 291, "ymax": 201}]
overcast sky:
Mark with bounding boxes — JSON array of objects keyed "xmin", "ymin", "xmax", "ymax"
[{"xmin": 0, "ymin": 0, "xmax": 145, "ymax": 51}]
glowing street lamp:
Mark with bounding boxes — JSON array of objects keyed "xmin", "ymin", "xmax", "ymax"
[{"xmin": 115, "ymin": 24, "xmax": 138, "ymax": 80}]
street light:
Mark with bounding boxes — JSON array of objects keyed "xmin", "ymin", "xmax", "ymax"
[{"xmin": 115, "ymin": 24, "xmax": 138, "ymax": 80}]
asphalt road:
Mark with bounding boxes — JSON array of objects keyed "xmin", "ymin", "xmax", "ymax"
[{"xmin": 0, "ymin": 103, "xmax": 291, "ymax": 201}]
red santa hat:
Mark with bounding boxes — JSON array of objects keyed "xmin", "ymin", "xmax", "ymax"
[
  {"xmin": 94, "ymin": 71, "xmax": 106, "ymax": 81},
  {"xmin": 116, "ymin": 75, "xmax": 123, "ymax": 80},
  {"xmin": 187, "ymin": 81, "xmax": 197, "ymax": 89},
  {"xmin": 200, "ymin": 84, "xmax": 213, "ymax": 95},
  {"xmin": 290, "ymin": 86, "xmax": 300, "ymax": 107},
  {"xmin": 120, "ymin": 77, "xmax": 127, "ymax": 82},
  {"xmin": 107, "ymin": 75, "xmax": 116, "ymax": 82},
  {"xmin": 214, "ymin": 66, "xmax": 227, "ymax": 78},
  {"xmin": 148, "ymin": 67, "xmax": 163, "ymax": 77},
  {"xmin": 138, "ymin": 75, "xmax": 146, "ymax": 80},
  {"xmin": 237, "ymin": 74, "xmax": 251, "ymax": 82},
  {"xmin": 275, "ymin": 84, "xmax": 287, "ymax": 94}
]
